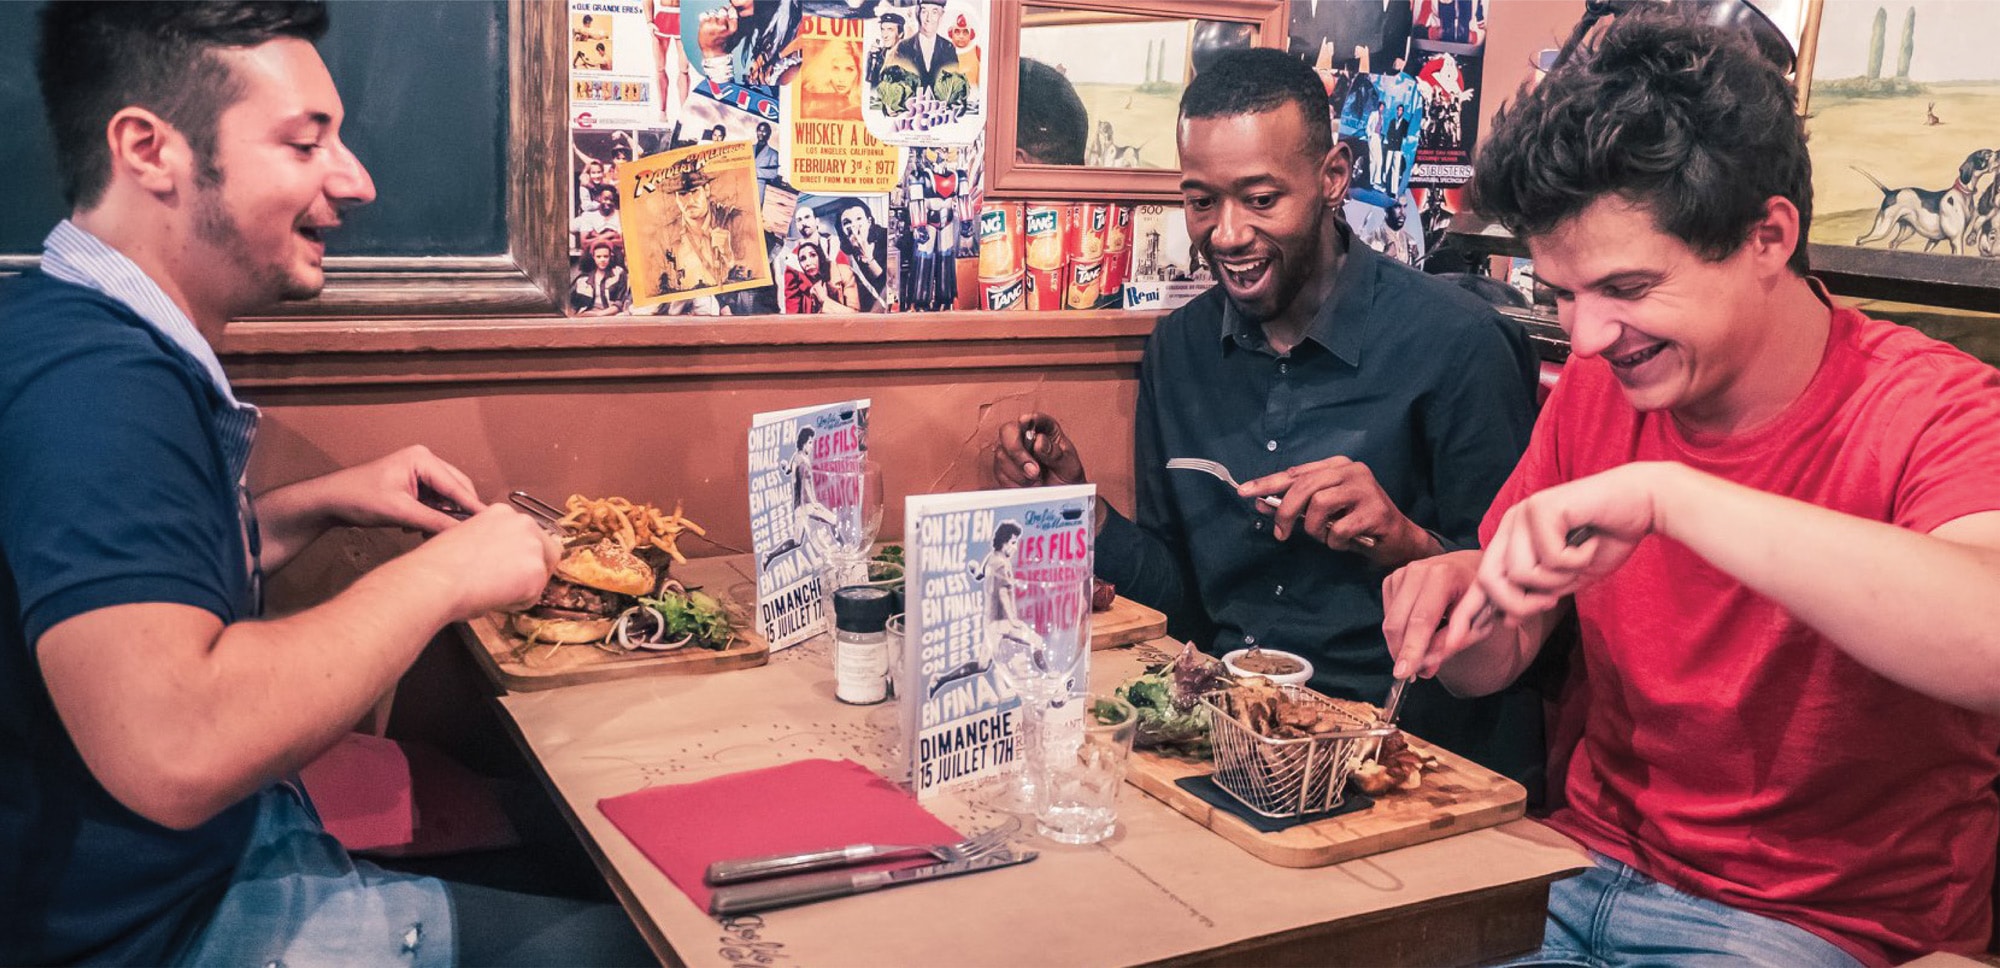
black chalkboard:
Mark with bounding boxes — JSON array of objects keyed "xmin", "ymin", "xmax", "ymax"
[{"xmin": 0, "ymin": 0, "xmax": 508, "ymax": 258}]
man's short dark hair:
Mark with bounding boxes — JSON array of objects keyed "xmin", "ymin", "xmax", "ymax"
[
  {"xmin": 1016, "ymin": 58, "xmax": 1086, "ymax": 166},
  {"xmin": 38, "ymin": 2, "xmax": 329, "ymax": 210},
  {"xmin": 594, "ymin": 184, "xmax": 618, "ymax": 202},
  {"xmin": 1179, "ymin": 48, "xmax": 1332, "ymax": 160},
  {"xmin": 1471, "ymin": 7, "xmax": 1811, "ymax": 274}
]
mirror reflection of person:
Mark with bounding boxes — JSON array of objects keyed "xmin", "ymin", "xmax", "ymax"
[
  {"xmin": 1015, "ymin": 57, "xmax": 1086, "ymax": 166},
  {"xmin": 991, "ymin": 49, "xmax": 1542, "ymax": 785}
]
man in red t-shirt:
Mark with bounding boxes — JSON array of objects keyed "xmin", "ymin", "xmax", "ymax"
[{"xmin": 1382, "ymin": 9, "xmax": 2000, "ymax": 966}]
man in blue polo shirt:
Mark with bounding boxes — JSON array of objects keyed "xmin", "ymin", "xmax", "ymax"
[
  {"xmin": 2, "ymin": 4, "xmax": 650, "ymax": 964},
  {"xmin": 991, "ymin": 49, "xmax": 1544, "ymax": 783}
]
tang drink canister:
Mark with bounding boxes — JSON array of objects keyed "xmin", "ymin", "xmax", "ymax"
[
  {"xmin": 980, "ymin": 270, "xmax": 1027, "ymax": 311},
  {"xmin": 1023, "ymin": 203, "xmax": 1066, "ymax": 311},
  {"xmin": 977, "ymin": 202, "xmax": 1023, "ymax": 279},
  {"xmin": 1099, "ymin": 204, "xmax": 1131, "ymax": 306}
]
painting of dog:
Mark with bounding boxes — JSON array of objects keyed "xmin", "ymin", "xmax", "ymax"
[{"xmin": 1806, "ymin": 0, "xmax": 2000, "ymax": 268}]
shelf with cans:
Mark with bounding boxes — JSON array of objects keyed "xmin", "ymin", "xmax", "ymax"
[{"xmin": 973, "ymin": 201, "xmax": 1206, "ymax": 314}]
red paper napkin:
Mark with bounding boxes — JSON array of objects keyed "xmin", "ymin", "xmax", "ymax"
[{"xmin": 598, "ymin": 758, "xmax": 963, "ymax": 911}]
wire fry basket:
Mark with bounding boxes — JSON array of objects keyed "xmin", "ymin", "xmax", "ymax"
[{"xmin": 1202, "ymin": 684, "xmax": 1399, "ymax": 818}]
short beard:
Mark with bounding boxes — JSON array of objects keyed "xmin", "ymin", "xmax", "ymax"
[{"xmin": 190, "ymin": 160, "xmax": 322, "ymax": 306}]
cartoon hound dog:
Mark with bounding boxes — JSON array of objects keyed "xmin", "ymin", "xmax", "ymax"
[
  {"xmin": 1852, "ymin": 148, "xmax": 1998, "ymax": 255},
  {"xmin": 1087, "ymin": 120, "xmax": 1146, "ymax": 168}
]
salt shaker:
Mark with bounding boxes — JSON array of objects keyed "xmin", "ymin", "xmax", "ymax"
[{"xmin": 832, "ymin": 586, "xmax": 893, "ymax": 705}]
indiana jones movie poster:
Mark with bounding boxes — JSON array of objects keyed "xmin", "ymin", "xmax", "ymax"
[{"xmin": 620, "ymin": 141, "xmax": 774, "ymax": 308}]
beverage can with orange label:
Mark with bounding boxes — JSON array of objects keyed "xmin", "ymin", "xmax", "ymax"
[
  {"xmin": 1023, "ymin": 204, "xmax": 1066, "ymax": 311},
  {"xmin": 1063, "ymin": 258, "xmax": 1105, "ymax": 310},
  {"xmin": 1067, "ymin": 203, "xmax": 1109, "ymax": 264},
  {"xmin": 1099, "ymin": 204, "xmax": 1132, "ymax": 305},
  {"xmin": 976, "ymin": 202, "xmax": 1023, "ymax": 279},
  {"xmin": 979, "ymin": 270, "xmax": 1027, "ymax": 311}
]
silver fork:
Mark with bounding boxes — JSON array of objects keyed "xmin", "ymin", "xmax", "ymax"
[
  {"xmin": 704, "ymin": 826, "xmax": 1014, "ymax": 885},
  {"xmin": 1167, "ymin": 457, "xmax": 1377, "ymax": 548}
]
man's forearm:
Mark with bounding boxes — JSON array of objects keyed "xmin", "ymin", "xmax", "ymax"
[
  {"xmin": 53, "ymin": 549, "xmax": 468, "ymax": 829},
  {"xmin": 1651, "ymin": 464, "xmax": 2000, "ymax": 714},
  {"xmin": 254, "ymin": 475, "xmax": 340, "ymax": 573}
]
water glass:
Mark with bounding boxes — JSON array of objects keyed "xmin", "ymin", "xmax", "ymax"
[
  {"xmin": 1036, "ymin": 693, "xmax": 1137, "ymax": 845},
  {"xmin": 982, "ymin": 561, "xmax": 1093, "ymax": 813},
  {"xmin": 811, "ymin": 457, "xmax": 884, "ymax": 614}
]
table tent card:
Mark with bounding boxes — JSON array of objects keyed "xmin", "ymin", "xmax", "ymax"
[
  {"xmin": 902, "ymin": 484, "xmax": 1095, "ymax": 799},
  {"xmin": 748, "ymin": 399, "xmax": 870, "ymax": 651}
]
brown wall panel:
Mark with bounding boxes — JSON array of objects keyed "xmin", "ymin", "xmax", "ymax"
[{"xmin": 245, "ymin": 358, "xmax": 1140, "ymax": 611}]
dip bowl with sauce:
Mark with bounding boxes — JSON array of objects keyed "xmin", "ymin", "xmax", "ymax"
[{"xmin": 1221, "ymin": 647, "xmax": 1313, "ymax": 687}]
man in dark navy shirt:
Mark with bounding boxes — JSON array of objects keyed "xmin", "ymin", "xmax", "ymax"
[
  {"xmin": 993, "ymin": 48, "xmax": 1543, "ymax": 780},
  {"xmin": 3, "ymin": 4, "xmax": 649, "ymax": 965}
]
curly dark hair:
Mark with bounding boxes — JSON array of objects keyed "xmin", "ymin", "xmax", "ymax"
[
  {"xmin": 1471, "ymin": 7, "xmax": 1811, "ymax": 275},
  {"xmin": 39, "ymin": 2, "xmax": 329, "ymax": 211},
  {"xmin": 1179, "ymin": 47, "xmax": 1332, "ymax": 161}
]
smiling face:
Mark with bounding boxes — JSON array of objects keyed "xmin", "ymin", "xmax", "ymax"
[
  {"xmin": 188, "ymin": 38, "xmax": 375, "ymax": 311},
  {"xmin": 1528, "ymin": 196, "xmax": 1782, "ymax": 424},
  {"xmin": 1178, "ymin": 107, "xmax": 1345, "ymax": 327}
]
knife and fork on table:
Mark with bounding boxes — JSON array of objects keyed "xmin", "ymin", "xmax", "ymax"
[{"xmin": 703, "ymin": 826, "xmax": 1035, "ymax": 915}]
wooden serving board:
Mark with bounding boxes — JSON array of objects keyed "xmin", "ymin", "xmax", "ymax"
[
  {"xmin": 1125, "ymin": 732, "xmax": 1526, "ymax": 868},
  {"xmin": 458, "ymin": 555, "xmax": 769, "ymax": 692},
  {"xmin": 1092, "ymin": 595, "xmax": 1168, "ymax": 650}
]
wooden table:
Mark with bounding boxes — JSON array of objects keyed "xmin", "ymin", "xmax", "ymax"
[{"xmin": 489, "ymin": 629, "xmax": 1589, "ymax": 967}]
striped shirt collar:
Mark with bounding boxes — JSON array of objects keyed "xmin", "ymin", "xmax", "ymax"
[{"xmin": 39, "ymin": 219, "xmax": 253, "ymax": 414}]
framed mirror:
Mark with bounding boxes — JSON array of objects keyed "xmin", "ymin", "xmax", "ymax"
[{"xmin": 986, "ymin": 1, "xmax": 1286, "ymax": 201}]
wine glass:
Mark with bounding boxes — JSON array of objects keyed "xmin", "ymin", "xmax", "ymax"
[
  {"xmin": 980, "ymin": 559, "xmax": 1092, "ymax": 813},
  {"xmin": 809, "ymin": 457, "xmax": 884, "ymax": 601}
]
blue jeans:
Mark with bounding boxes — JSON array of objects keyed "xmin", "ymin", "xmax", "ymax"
[
  {"xmin": 1506, "ymin": 853, "xmax": 1864, "ymax": 967},
  {"xmin": 171, "ymin": 783, "xmax": 654, "ymax": 966}
]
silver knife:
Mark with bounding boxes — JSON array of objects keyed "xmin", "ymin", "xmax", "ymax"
[{"xmin": 707, "ymin": 850, "xmax": 1038, "ymax": 916}]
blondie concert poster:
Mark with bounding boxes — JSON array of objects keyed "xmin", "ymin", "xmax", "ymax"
[
  {"xmin": 680, "ymin": 0, "xmax": 805, "ymax": 90},
  {"xmin": 902, "ymin": 484, "xmax": 1095, "ymax": 800},
  {"xmin": 785, "ymin": 16, "xmax": 901, "ymax": 194},
  {"xmin": 569, "ymin": 0, "xmax": 665, "ymax": 128},
  {"xmin": 781, "ymin": 194, "xmax": 895, "ymax": 313},
  {"xmin": 862, "ymin": 0, "xmax": 988, "ymax": 147},
  {"xmin": 619, "ymin": 141, "xmax": 773, "ymax": 308},
  {"xmin": 1409, "ymin": 42, "xmax": 1481, "ymax": 188},
  {"xmin": 748, "ymin": 399, "xmax": 870, "ymax": 651}
]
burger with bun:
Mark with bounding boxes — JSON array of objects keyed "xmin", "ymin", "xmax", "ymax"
[{"xmin": 512, "ymin": 541, "xmax": 657, "ymax": 643}]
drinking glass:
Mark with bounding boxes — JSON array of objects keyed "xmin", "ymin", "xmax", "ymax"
[
  {"xmin": 810, "ymin": 457, "xmax": 884, "ymax": 611},
  {"xmin": 980, "ymin": 561, "xmax": 1092, "ymax": 813},
  {"xmin": 1037, "ymin": 693, "xmax": 1137, "ymax": 845}
]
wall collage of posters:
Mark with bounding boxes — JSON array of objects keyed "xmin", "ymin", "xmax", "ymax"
[
  {"xmin": 566, "ymin": 0, "xmax": 1487, "ymax": 318},
  {"xmin": 1289, "ymin": 0, "xmax": 1489, "ymax": 272}
]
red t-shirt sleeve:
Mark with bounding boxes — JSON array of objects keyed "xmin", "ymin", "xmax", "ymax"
[
  {"xmin": 1480, "ymin": 355, "xmax": 1586, "ymax": 545},
  {"xmin": 1888, "ymin": 349, "xmax": 2000, "ymax": 534}
]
